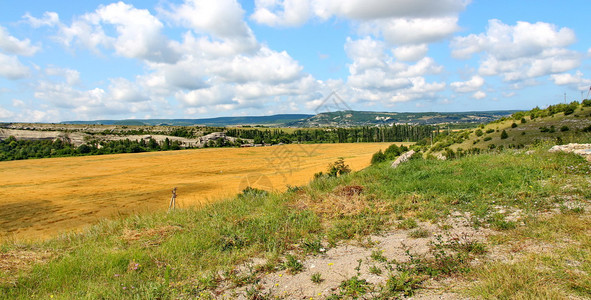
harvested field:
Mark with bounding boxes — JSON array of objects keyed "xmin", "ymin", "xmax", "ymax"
[{"xmin": 0, "ymin": 143, "xmax": 399, "ymax": 242}]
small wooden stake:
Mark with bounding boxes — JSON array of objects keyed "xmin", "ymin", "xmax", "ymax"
[{"xmin": 169, "ymin": 187, "xmax": 177, "ymax": 211}]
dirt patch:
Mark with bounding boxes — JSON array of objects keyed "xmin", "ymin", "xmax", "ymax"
[
  {"xmin": 0, "ymin": 249, "xmax": 53, "ymax": 286},
  {"xmin": 214, "ymin": 216, "xmax": 489, "ymax": 299},
  {"xmin": 290, "ymin": 185, "xmax": 388, "ymax": 218},
  {"xmin": 121, "ymin": 225, "xmax": 183, "ymax": 247}
]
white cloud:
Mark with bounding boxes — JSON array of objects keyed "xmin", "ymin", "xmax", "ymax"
[
  {"xmin": 108, "ymin": 78, "xmax": 148, "ymax": 102},
  {"xmin": 251, "ymin": 0, "xmax": 311, "ymax": 27},
  {"xmin": 23, "ymin": 12, "xmax": 60, "ymax": 28},
  {"xmin": 12, "ymin": 99, "xmax": 26, "ymax": 107},
  {"xmin": 0, "ymin": 26, "xmax": 40, "ymax": 56},
  {"xmin": 46, "ymin": 67, "xmax": 81, "ymax": 85},
  {"xmin": 0, "ymin": 53, "xmax": 30, "ymax": 79},
  {"xmin": 253, "ymin": 0, "xmax": 467, "ymax": 50},
  {"xmin": 451, "ymin": 19, "xmax": 580, "ymax": 82},
  {"xmin": 452, "ymin": 19, "xmax": 575, "ymax": 60},
  {"xmin": 363, "ymin": 17, "xmax": 460, "ymax": 45},
  {"xmin": 392, "ymin": 44, "xmax": 428, "ymax": 61},
  {"xmin": 344, "ymin": 37, "xmax": 445, "ymax": 104},
  {"xmin": 163, "ymin": 0, "xmax": 256, "ymax": 45},
  {"xmin": 0, "ymin": 107, "xmax": 15, "ymax": 119},
  {"xmin": 312, "ymin": 0, "xmax": 469, "ymax": 20},
  {"xmin": 33, "ymin": 76, "xmax": 157, "ymax": 120},
  {"xmin": 58, "ymin": 2, "xmax": 181, "ymax": 63},
  {"xmin": 472, "ymin": 91, "xmax": 486, "ymax": 99},
  {"xmin": 251, "ymin": 0, "xmax": 469, "ymax": 26},
  {"xmin": 550, "ymin": 71, "xmax": 591, "ymax": 90},
  {"xmin": 397, "ymin": 57, "xmax": 442, "ymax": 77},
  {"xmin": 450, "ymin": 75, "xmax": 484, "ymax": 93},
  {"xmin": 214, "ymin": 47, "xmax": 303, "ymax": 84}
]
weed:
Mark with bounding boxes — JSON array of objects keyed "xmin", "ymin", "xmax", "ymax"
[
  {"xmin": 397, "ymin": 218, "xmax": 418, "ymax": 230},
  {"xmin": 310, "ymin": 272, "xmax": 323, "ymax": 284},
  {"xmin": 408, "ymin": 228, "xmax": 431, "ymax": 238},
  {"xmin": 370, "ymin": 250, "xmax": 388, "ymax": 263},
  {"xmin": 369, "ymin": 265, "xmax": 382, "ymax": 275},
  {"xmin": 338, "ymin": 276, "xmax": 371, "ymax": 298},
  {"xmin": 381, "ymin": 271, "xmax": 425, "ymax": 298},
  {"xmin": 281, "ymin": 255, "xmax": 303, "ymax": 274},
  {"xmin": 489, "ymin": 213, "xmax": 517, "ymax": 230},
  {"xmin": 301, "ymin": 237, "xmax": 324, "ymax": 255}
]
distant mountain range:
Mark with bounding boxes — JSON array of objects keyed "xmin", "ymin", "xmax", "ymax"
[
  {"xmin": 61, "ymin": 114, "xmax": 313, "ymax": 126},
  {"xmin": 61, "ymin": 110, "xmax": 519, "ymax": 127}
]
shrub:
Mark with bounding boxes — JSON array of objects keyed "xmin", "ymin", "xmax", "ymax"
[
  {"xmin": 560, "ymin": 126, "xmax": 569, "ymax": 132},
  {"xmin": 511, "ymin": 123, "xmax": 517, "ymax": 128},
  {"xmin": 327, "ymin": 158, "xmax": 351, "ymax": 177},
  {"xmin": 371, "ymin": 150, "xmax": 387, "ymax": 165},
  {"xmin": 582, "ymin": 99, "xmax": 591, "ymax": 107},
  {"xmin": 485, "ymin": 129, "xmax": 494, "ymax": 134},
  {"xmin": 500, "ymin": 130, "xmax": 508, "ymax": 139},
  {"xmin": 475, "ymin": 129, "xmax": 483, "ymax": 137},
  {"xmin": 483, "ymin": 136, "xmax": 492, "ymax": 142},
  {"xmin": 238, "ymin": 186, "xmax": 268, "ymax": 198},
  {"xmin": 520, "ymin": 118, "xmax": 527, "ymax": 124}
]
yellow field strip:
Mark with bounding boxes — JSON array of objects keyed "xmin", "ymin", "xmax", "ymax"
[{"xmin": 0, "ymin": 143, "xmax": 399, "ymax": 241}]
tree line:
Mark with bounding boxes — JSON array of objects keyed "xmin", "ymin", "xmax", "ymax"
[{"xmin": 226, "ymin": 125, "xmax": 437, "ymax": 144}]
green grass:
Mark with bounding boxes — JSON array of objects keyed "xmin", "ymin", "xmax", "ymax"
[{"xmin": 1, "ymin": 142, "xmax": 590, "ymax": 299}]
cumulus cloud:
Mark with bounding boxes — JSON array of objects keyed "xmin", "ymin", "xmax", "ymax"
[
  {"xmin": 550, "ymin": 71, "xmax": 591, "ymax": 90},
  {"xmin": 344, "ymin": 37, "xmax": 445, "ymax": 103},
  {"xmin": 23, "ymin": 12, "xmax": 60, "ymax": 28},
  {"xmin": 0, "ymin": 106, "xmax": 15, "ymax": 119},
  {"xmin": 0, "ymin": 26, "xmax": 40, "ymax": 56},
  {"xmin": 472, "ymin": 91, "xmax": 486, "ymax": 99},
  {"xmin": 392, "ymin": 44, "xmax": 428, "ymax": 61},
  {"xmin": 46, "ymin": 67, "xmax": 81, "ymax": 85},
  {"xmin": 452, "ymin": 19, "xmax": 580, "ymax": 82},
  {"xmin": 452, "ymin": 19, "xmax": 575, "ymax": 60},
  {"xmin": 361, "ymin": 17, "xmax": 460, "ymax": 45},
  {"xmin": 0, "ymin": 53, "xmax": 30, "ymax": 79},
  {"xmin": 251, "ymin": 0, "xmax": 311, "ymax": 27},
  {"xmin": 163, "ymin": 0, "xmax": 257, "ymax": 49},
  {"xmin": 56, "ymin": 2, "xmax": 180, "ymax": 63},
  {"xmin": 450, "ymin": 75, "xmax": 484, "ymax": 93},
  {"xmin": 33, "ymin": 75, "xmax": 157, "ymax": 120},
  {"xmin": 313, "ymin": 0, "xmax": 469, "ymax": 20}
]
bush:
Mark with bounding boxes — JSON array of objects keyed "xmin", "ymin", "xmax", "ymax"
[
  {"xmin": 560, "ymin": 126, "xmax": 569, "ymax": 132},
  {"xmin": 582, "ymin": 99, "xmax": 591, "ymax": 107},
  {"xmin": 520, "ymin": 118, "xmax": 527, "ymax": 124},
  {"xmin": 485, "ymin": 129, "xmax": 494, "ymax": 134},
  {"xmin": 371, "ymin": 150, "xmax": 387, "ymax": 165},
  {"xmin": 511, "ymin": 123, "xmax": 517, "ymax": 128},
  {"xmin": 500, "ymin": 130, "xmax": 508, "ymax": 139},
  {"xmin": 475, "ymin": 129, "xmax": 483, "ymax": 137},
  {"xmin": 483, "ymin": 136, "xmax": 492, "ymax": 142},
  {"xmin": 327, "ymin": 158, "xmax": 351, "ymax": 177}
]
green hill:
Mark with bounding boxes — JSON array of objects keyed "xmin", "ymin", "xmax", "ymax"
[{"xmin": 426, "ymin": 101, "xmax": 591, "ymax": 157}]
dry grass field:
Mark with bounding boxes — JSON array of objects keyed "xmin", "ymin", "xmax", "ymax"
[{"xmin": 0, "ymin": 143, "xmax": 399, "ymax": 242}]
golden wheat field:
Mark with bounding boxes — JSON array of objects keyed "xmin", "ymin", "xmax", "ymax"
[{"xmin": 0, "ymin": 143, "xmax": 402, "ymax": 242}]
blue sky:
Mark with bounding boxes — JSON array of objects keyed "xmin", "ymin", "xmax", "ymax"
[{"xmin": 1, "ymin": 0, "xmax": 590, "ymax": 122}]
